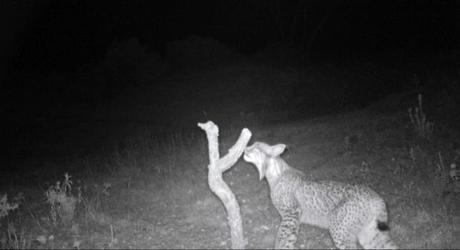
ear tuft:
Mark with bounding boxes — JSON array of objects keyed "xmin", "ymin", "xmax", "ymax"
[{"xmin": 270, "ymin": 144, "xmax": 286, "ymax": 156}]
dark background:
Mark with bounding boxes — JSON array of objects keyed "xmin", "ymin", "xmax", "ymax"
[
  {"xmin": 2, "ymin": 0, "xmax": 460, "ymax": 165},
  {"xmin": 2, "ymin": 0, "xmax": 459, "ymax": 75}
]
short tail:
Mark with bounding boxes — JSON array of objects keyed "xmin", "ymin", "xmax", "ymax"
[
  {"xmin": 377, "ymin": 220, "xmax": 390, "ymax": 231},
  {"xmin": 358, "ymin": 199, "xmax": 398, "ymax": 249},
  {"xmin": 359, "ymin": 219, "xmax": 398, "ymax": 249}
]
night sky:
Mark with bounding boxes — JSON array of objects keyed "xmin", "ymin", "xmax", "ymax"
[{"xmin": 2, "ymin": 0, "xmax": 460, "ymax": 75}]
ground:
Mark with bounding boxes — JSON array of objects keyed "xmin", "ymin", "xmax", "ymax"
[{"xmin": 2, "ymin": 62, "xmax": 460, "ymax": 249}]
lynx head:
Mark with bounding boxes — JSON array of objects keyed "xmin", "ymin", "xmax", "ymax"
[{"xmin": 243, "ymin": 142, "xmax": 286, "ymax": 180}]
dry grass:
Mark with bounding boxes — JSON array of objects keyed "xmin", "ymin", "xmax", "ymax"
[{"xmin": 408, "ymin": 94, "xmax": 434, "ymax": 139}]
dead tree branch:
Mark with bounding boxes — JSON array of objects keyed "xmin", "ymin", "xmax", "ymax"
[{"xmin": 198, "ymin": 121, "xmax": 252, "ymax": 249}]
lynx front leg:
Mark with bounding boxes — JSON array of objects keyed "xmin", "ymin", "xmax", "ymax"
[{"xmin": 275, "ymin": 208, "xmax": 301, "ymax": 249}]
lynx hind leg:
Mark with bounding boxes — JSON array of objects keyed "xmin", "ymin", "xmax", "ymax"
[
  {"xmin": 329, "ymin": 201, "xmax": 363, "ymax": 249},
  {"xmin": 275, "ymin": 208, "xmax": 301, "ymax": 249},
  {"xmin": 329, "ymin": 223, "xmax": 359, "ymax": 249}
]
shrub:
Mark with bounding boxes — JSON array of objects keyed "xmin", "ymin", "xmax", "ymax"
[
  {"xmin": 0, "ymin": 194, "xmax": 19, "ymax": 221},
  {"xmin": 408, "ymin": 94, "xmax": 434, "ymax": 139},
  {"xmin": 45, "ymin": 173, "xmax": 80, "ymax": 226},
  {"xmin": 104, "ymin": 37, "xmax": 164, "ymax": 87},
  {"xmin": 165, "ymin": 36, "xmax": 238, "ymax": 71}
]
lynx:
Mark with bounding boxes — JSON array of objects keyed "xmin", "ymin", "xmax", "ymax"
[{"xmin": 243, "ymin": 142, "xmax": 398, "ymax": 249}]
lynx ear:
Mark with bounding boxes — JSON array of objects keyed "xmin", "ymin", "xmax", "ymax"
[{"xmin": 270, "ymin": 144, "xmax": 286, "ymax": 156}]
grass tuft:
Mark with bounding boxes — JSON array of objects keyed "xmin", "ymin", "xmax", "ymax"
[
  {"xmin": 408, "ymin": 94, "xmax": 434, "ymax": 139},
  {"xmin": 44, "ymin": 173, "xmax": 80, "ymax": 226}
]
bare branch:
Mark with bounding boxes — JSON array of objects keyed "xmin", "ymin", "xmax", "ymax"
[
  {"xmin": 198, "ymin": 121, "xmax": 252, "ymax": 249},
  {"xmin": 218, "ymin": 128, "xmax": 252, "ymax": 172}
]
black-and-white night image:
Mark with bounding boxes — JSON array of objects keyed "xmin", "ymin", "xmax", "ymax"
[{"xmin": 1, "ymin": 1, "xmax": 460, "ymax": 248}]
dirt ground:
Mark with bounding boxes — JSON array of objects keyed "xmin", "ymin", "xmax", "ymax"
[{"xmin": 5, "ymin": 106, "xmax": 459, "ymax": 249}]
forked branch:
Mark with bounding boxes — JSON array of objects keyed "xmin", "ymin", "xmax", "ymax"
[{"xmin": 198, "ymin": 121, "xmax": 252, "ymax": 249}]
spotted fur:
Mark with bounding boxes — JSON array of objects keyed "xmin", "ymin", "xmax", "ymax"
[{"xmin": 244, "ymin": 142, "xmax": 398, "ymax": 249}]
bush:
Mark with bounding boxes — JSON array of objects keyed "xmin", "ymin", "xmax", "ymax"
[
  {"xmin": 45, "ymin": 173, "xmax": 80, "ymax": 226},
  {"xmin": 104, "ymin": 37, "xmax": 165, "ymax": 87},
  {"xmin": 165, "ymin": 36, "xmax": 239, "ymax": 71}
]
